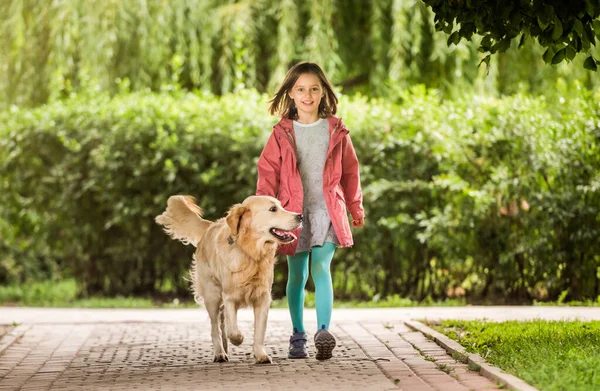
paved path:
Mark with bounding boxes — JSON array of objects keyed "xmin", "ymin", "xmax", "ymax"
[{"xmin": 1, "ymin": 306, "xmax": 598, "ymax": 390}]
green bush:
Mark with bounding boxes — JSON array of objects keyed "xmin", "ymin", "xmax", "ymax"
[
  {"xmin": 0, "ymin": 89, "xmax": 271, "ymax": 296},
  {"xmin": 1, "ymin": 86, "xmax": 599, "ymax": 302}
]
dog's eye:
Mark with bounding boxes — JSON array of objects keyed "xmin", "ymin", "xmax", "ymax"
[{"xmin": 269, "ymin": 206, "xmax": 277, "ymax": 212}]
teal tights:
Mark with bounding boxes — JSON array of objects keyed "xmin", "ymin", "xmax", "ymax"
[{"xmin": 286, "ymin": 242, "xmax": 336, "ymax": 332}]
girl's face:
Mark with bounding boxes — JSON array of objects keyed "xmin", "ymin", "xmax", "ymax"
[{"xmin": 288, "ymin": 73, "xmax": 324, "ymax": 121}]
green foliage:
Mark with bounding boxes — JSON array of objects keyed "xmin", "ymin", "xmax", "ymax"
[
  {"xmin": 0, "ymin": 279, "xmax": 462, "ymax": 308},
  {"xmin": 435, "ymin": 320, "xmax": 600, "ymax": 391},
  {"xmin": 6, "ymin": 0, "xmax": 599, "ymax": 109},
  {"xmin": 0, "ymin": 88, "xmax": 272, "ymax": 295},
  {"xmin": 0, "ymin": 278, "xmax": 188, "ymax": 308},
  {"xmin": 423, "ymin": 0, "xmax": 600, "ymax": 70},
  {"xmin": 0, "ymin": 0, "xmax": 455, "ymax": 106},
  {"xmin": 0, "ymin": 279, "xmax": 78, "ymax": 306},
  {"xmin": 1, "ymin": 87, "xmax": 600, "ymax": 302},
  {"xmin": 357, "ymin": 85, "xmax": 600, "ymax": 302}
]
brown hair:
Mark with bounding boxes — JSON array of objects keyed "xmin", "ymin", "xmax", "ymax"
[{"xmin": 268, "ymin": 62, "xmax": 338, "ymax": 120}]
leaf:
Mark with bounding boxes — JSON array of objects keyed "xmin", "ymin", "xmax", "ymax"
[
  {"xmin": 480, "ymin": 35, "xmax": 493, "ymax": 51},
  {"xmin": 518, "ymin": 33, "xmax": 527, "ymax": 48},
  {"xmin": 594, "ymin": 20, "xmax": 600, "ymax": 38},
  {"xmin": 542, "ymin": 48, "xmax": 554, "ymax": 63},
  {"xmin": 584, "ymin": 0, "xmax": 594, "ymax": 16},
  {"xmin": 585, "ymin": 23, "xmax": 596, "ymax": 46},
  {"xmin": 478, "ymin": 54, "xmax": 491, "ymax": 70},
  {"xmin": 565, "ymin": 46, "xmax": 576, "ymax": 61},
  {"xmin": 583, "ymin": 55, "xmax": 598, "ymax": 71},
  {"xmin": 574, "ymin": 19, "xmax": 584, "ymax": 37},
  {"xmin": 551, "ymin": 48, "xmax": 566, "ymax": 64},
  {"xmin": 530, "ymin": 24, "xmax": 542, "ymax": 37},
  {"xmin": 447, "ymin": 31, "xmax": 460, "ymax": 46},
  {"xmin": 538, "ymin": 5, "xmax": 555, "ymax": 30},
  {"xmin": 460, "ymin": 22, "xmax": 476, "ymax": 39},
  {"xmin": 551, "ymin": 18, "xmax": 563, "ymax": 40},
  {"xmin": 495, "ymin": 39, "xmax": 511, "ymax": 53},
  {"xmin": 442, "ymin": 22, "xmax": 454, "ymax": 34},
  {"xmin": 582, "ymin": 31, "xmax": 591, "ymax": 50},
  {"xmin": 510, "ymin": 9, "xmax": 521, "ymax": 28},
  {"xmin": 474, "ymin": 16, "xmax": 486, "ymax": 32}
]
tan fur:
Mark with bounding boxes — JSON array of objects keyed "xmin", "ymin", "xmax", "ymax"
[
  {"xmin": 155, "ymin": 196, "xmax": 210, "ymax": 246},
  {"xmin": 155, "ymin": 195, "xmax": 302, "ymax": 364}
]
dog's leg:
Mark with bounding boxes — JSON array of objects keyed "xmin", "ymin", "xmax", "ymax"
[
  {"xmin": 223, "ymin": 297, "xmax": 244, "ymax": 346},
  {"xmin": 204, "ymin": 288, "xmax": 228, "ymax": 362},
  {"xmin": 219, "ymin": 305, "xmax": 228, "ymax": 354},
  {"xmin": 252, "ymin": 296, "xmax": 272, "ymax": 364}
]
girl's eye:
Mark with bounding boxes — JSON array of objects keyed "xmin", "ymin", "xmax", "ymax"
[
  {"xmin": 297, "ymin": 88, "xmax": 304, "ymax": 92},
  {"xmin": 270, "ymin": 206, "xmax": 277, "ymax": 212}
]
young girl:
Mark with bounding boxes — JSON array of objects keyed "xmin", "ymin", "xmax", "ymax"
[{"xmin": 256, "ymin": 62, "xmax": 364, "ymax": 360}]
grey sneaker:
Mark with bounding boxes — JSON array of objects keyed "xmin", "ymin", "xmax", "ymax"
[
  {"xmin": 288, "ymin": 328, "xmax": 308, "ymax": 359},
  {"xmin": 314, "ymin": 325, "xmax": 336, "ymax": 360}
]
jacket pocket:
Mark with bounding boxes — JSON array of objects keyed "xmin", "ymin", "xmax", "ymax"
[{"xmin": 333, "ymin": 186, "xmax": 350, "ymax": 238}]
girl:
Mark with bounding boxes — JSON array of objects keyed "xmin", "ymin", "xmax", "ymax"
[{"xmin": 256, "ymin": 62, "xmax": 364, "ymax": 360}]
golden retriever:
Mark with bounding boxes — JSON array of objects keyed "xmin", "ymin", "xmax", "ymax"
[{"xmin": 155, "ymin": 195, "xmax": 302, "ymax": 363}]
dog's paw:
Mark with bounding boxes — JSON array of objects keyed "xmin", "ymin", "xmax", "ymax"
[
  {"xmin": 213, "ymin": 352, "xmax": 229, "ymax": 363},
  {"xmin": 254, "ymin": 352, "xmax": 273, "ymax": 364},
  {"xmin": 228, "ymin": 332, "xmax": 244, "ymax": 346}
]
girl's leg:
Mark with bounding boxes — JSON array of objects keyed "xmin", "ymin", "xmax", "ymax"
[
  {"xmin": 286, "ymin": 251, "xmax": 310, "ymax": 332},
  {"xmin": 310, "ymin": 242, "xmax": 336, "ymax": 330}
]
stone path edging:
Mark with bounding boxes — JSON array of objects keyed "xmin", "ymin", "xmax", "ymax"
[{"xmin": 404, "ymin": 320, "xmax": 539, "ymax": 391}]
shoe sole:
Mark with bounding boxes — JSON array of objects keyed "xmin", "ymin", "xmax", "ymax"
[
  {"xmin": 288, "ymin": 352, "xmax": 309, "ymax": 359},
  {"xmin": 314, "ymin": 330, "xmax": 336, "ymax": 360}
]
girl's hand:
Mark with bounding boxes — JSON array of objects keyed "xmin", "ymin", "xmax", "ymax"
[{"xmin": 351, "ymin": 217, "xmax": 365, "ymax": 227}]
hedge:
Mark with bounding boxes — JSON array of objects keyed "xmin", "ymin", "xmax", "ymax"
[{"xmin": 1, "ymin": 86, "xmax": 599, "ymax": 302}]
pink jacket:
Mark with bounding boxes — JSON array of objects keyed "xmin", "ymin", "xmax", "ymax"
[{"xmin": 256, "ymin": 117, "xmax": 364, "ymax": 255}]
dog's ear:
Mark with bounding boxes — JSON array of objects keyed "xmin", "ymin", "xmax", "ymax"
[{"xmin": 226, "ymin": 204, "xmax": 248, "ymax": 236}]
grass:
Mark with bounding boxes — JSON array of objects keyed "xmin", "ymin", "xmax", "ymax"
[
  {"xmin": 271, "ymin": 291, "xmax": 466, "ymax": 308},
  {"xmin": 432, "ymin": 319, "xmax": 600, "ymax": 391},
  {"xmin": 0, "ymin": 279, "xmax": 195, "ymax": 308},
  {"xmin": 534, "ymin": 299, "xmax": 600, "ymax": 307},
  {"xmin": 437, "ymin": 362, "xmax": 453, "ymax": 374},
  {"xmin": 0, "ymin": 279, "xmax": 466, "ymax": 308}
]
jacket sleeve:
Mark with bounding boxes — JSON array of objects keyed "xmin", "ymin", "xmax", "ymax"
[
  {"xmin": 256, "ymin": 131, "xmax": 281, "ymax": 197},
  {"xmin": 340, "ymin": 133, "xmax": 365, "ymax": 221}
]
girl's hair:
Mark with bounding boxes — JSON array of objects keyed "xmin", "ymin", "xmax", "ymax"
[{"xmin": 268, "ymin": 62, "xmax": 338, "ymax": 119}]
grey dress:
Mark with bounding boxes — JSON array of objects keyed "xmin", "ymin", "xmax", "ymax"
[{"xmin": 293, "ymin": 118, "xmax": 340, "ymax": 253}]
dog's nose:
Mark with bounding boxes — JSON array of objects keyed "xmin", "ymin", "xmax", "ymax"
[{"xmin": 296, "ymin": 214, "xmax": 303, "ymax": 222}]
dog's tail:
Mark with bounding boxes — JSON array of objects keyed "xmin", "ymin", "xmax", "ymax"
[{"xmin": 155, "ymin": 195, "xmax": 211, "ymax": 247}]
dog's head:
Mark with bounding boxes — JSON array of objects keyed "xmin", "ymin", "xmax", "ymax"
[{"xmin": 226, "ymin": 196, "xmax": 302, "ymax": 257}]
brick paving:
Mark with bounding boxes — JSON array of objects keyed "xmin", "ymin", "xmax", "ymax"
[
  {"xmin": 0, "ymin": 311, "xmax": 514, "ymax": 391},
  {"xmin": 3, "ymin": 305, "xmax": 598, "ymax": 390}
]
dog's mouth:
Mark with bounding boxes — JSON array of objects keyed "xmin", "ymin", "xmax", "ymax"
[{"xmin": 269, "ymin": 227, "xmax": 297, "ymax": 243}]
